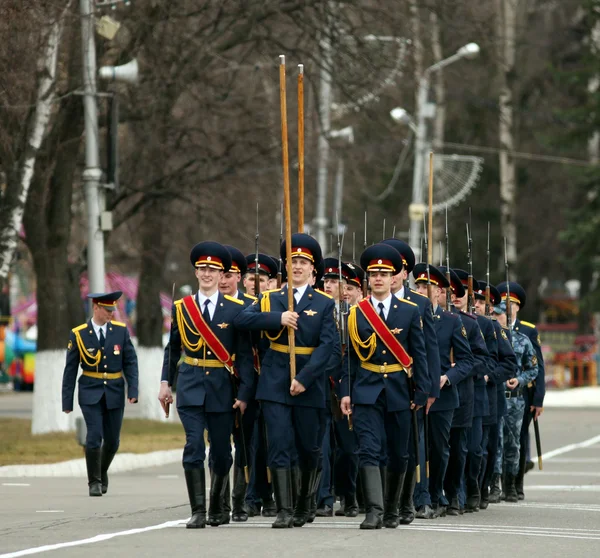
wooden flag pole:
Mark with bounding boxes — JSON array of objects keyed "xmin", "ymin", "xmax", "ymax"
[
  {"xmin": 298, "ymin": 64, "xmax": 305, "ymax": 232},
  {"xmin": 279, "ymin": 55, "xmax": 296, "ymax": 380},
  {"xmin": 428, "ymin": 152, "xmax": 434, "ymax": 266}
]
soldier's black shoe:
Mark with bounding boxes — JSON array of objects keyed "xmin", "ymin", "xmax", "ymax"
[
  {"xmin": 85, "ymin": 447, "xmax": 103, "ymax": 497},
  {"xmin": 184, "ymin": 468, "xmax": 206, "ymax": 528},
  {"xmin": 307, "ymin": 470, "xmax": 322, "ymax": 523},
  {"xmin": 431, "ymin": 503, "xmax": 446, "ymax": 518},
  {"xmin": 525, "ymin": 460, "xmax": 535, "ymax": 473},
  {"xmin": 231, "ymin": 467, "xmax": 248, "ymax": 522},
  {"xmin": 399, "ymin": 466, "xmax": 416, "ymax": 525},
  {"xmin": 446, "ymin": 498, "xmax": 460, "ymax": 516},
  {"xmin": 208, "ymin": 473, "xmax": 229, "ymax": 526},
  {"xmin": 245, "ymin": 502, "xmax": 261, "ymax": 517},
  {"xmin": 488, "ymin": 474, "xmax": 501, "ymax": 504},
  {"xmin": 479, "ymin": 486, "xmax": 489, "ymax": 510},
  {"xmin": 344, "ymin": 494, "xmax": 359, "ymax": 517},
  {"xmin": 261, "ymin": 496, "xmax": 277, "ymax": 517},
  {"xmin": 382, "ymin": 470, "xmax": 404, "ymax": 529},
  {"xmin": 316, "ymin": 504, "xmax": 333, "ymax": 517},
  {"xmin": 293, "ymin": 469, "xmax": 318, "ymax": 527},
  {"xmin": 505, "ymin": 474, "xmax": 519, "ymax": 503},
  {"xmin": 515, "ymin": 477, "xmax": 525, "ymax": 500},
  {"xmin": 272, "ymin": 468, "xmax": 294, "ymax": 528},
  {"xmin": 359, "ymin": 467, "xmax": 383, "ymax": 530},
  {"xmin": 500, "ymin": 473, "xmax": 507, "ymax": 501},
  {"xmin": 465, "ymin": 487, "xmax": 480, "ymax": 513},
  {"xmin": 100, "ymin": 446, "xmax": 117, "ymax": 495},
  {"xmin": 335, "ymin": 497, "xmax": 346, "ymax": 516},
  {"xmin": 416, "ymin": 505, "xmax": 435, "ymax": 519}
]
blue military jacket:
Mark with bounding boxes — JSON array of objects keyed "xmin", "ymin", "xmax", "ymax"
[
  {"xmin": 492, "ymin": 321, "xmax": 518, "ymax": 418},
  {"xmin": 341, "ymin": 295, "xmax": 430, "ymax": 411},
  {"xmin": 234, "ymin": 284, "xmax": 337, "ymax": 409},
  {"xmin": 515, "ymin": 318, "xmax": 545, "ymax": 407},
  {"xmin": 402, "ymin": 288, "xmax": 441, "ymax": 399},
  {"xmin": 161, "ymin": 292, "xmax": 254, "ymax": 411},
  {"xmin": 62, "ymin": 320, "xmax": 138, "ymax": 411},
  {"xmin": 476, "ymin": 315, "xmax": 499, "ymax": 425},
  {"xmin": 430, "ymin": 308, "xmax": 474, "ymax": 413},
  {"xmin": 451, "ymin": 311, "xmax": 489, "ymax": 428}
]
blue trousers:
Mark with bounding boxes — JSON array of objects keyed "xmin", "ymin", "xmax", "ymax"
[
  {"xmin": 261, "ymin": 401, "xmax": 325, "ymax": 469},
  {"xmin": 427, "ymin": 409, "xmax": 454, "ymax": 506},
  {"xmin": 178, "ymin": 405, "xmax": 234, "ymax": 474},
  {"xmin": 233, "ymin": 399, "xmax": 258, "ymax": 468},
  {"xmin": 413, "ymin": 410, "xmax": 430, "ymax": 507},
  {"xmin": 333, "ymin": 416, "xmax": 359, "ymax": 498},
  {"xmin": 317, "ymin": 413, "xmax": 334, "ymax": 507},
  {"xmin": 445, "ymin": 426, "xmax": 468, "ymax": 504},
  {"xmin": 353, "ymin": 391, "xmax": 411, "ymax": 473},
  {"xmin": 245, "ymin": 407, "xmax": 271, "ymax": 505},
  {"xmin": 80, "ymin": 394, "xmax": 124, "ymax": 451},
  {"xmin": 465, "ymin": 416, "xmax": 483, "ymax": 495}
]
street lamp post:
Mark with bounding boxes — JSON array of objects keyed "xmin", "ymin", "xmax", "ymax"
[{"xmin": 406, "ymin": 43, "xmax": 480, "ymax": 262}]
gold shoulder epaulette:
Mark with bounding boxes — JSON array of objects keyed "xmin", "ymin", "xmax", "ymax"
[
  {"xmin": 110, "ymin": 321, "xmax": 126, "ymax": 327},
  {"xmin": 243, "ymin": 293, "xmax": 258, "ymax": 301},
  {"xmin": 72, "ymin": 323, "xmax": 87, "ymax": 333},
  {"xmin": 315, "ymin": 289, "xmax": 333, "ymax": 299},
  {"xmin": 520, "ymin": 320, "xmax": 536, "ymax": 328},
  {"xmin": 224, "ymin": 294, "xmax": 244, "ymax": 305},
  {"xmin": 399, "ymin": 298, "xmax": 417, "ymax": 308},
  {"xmin": 409, "ymin": 288, "xmax": 428, "ymax": 299}
]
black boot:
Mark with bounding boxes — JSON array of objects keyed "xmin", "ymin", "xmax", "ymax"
[
  {"xmin": 261, "ymin": 493, "xmax": 277, "ymax": 517},
  {"xmin": 208, "ymin": 472, "xmax": 229, "ymax": 526},
  {"xmin": 500, "ymin": 473, "xmax": 507, "ymax": 501},
  {"xmin": 379, "ymin": 466, "xmax": 387, "ymax": 499},
  {"xmin": 516, "ymin": 452, "xmax": 526, "ymax": 500},
  {"xmin": 446, "ymin": 497, "xmax": 460, "ymax": 516},
  {"xmin": 85, "ymin": 447, "xmax": 103, "ymax": 497},
  {"xmin": 184, "ymin": 468, "xmax": 206, "ymax": 528},
  {"xmin": 382, "ymin": 469, "xmax": 404, "ymax": 528},
  {"xmin": 100, "ymin": 445, "xmax": 117, "ymax": 495},
  {"xmin": 399, "ymin": 466, "xmax": 416, "ymax": 525},
  {"xmin": 505, "ymin": 473, "xmax": 518, "ymax": 503},
  {"xmin": 272, "ymin": 468, "xmax": 294, "ymax": 528},
  {"xmin": 293, "ymin": 469, "xmax": 318, "ymax": 527},
  {"xmin": 356, "ymin": 469, "xmax": 365, "ymax": 513},
  {"xmin": 344, "ymin": 493, "xmax": 359, "ymax": 517},
  {"xmin": 465, "ymin": 482, "xmax": 480, "ymax": 513},
  {"xmin": 479, "ymin": 485, "xmax": 489, "ymax": 510},
  {"xmin": 488, "ymin": 473, "xmax": 501, "ymax": 504},
  {"xmin": 359, "ymin": 467, "xmax": 383, "ymax": 529},
  {"xmin": 291, "ymin": 466, "xmax": 301, "ymax": 509},
  {"xmin": 221, "ymin": 476, "xmax": 231, "ymax": 525},
  {"xmin": 231, "ymin": 467, "xmax": 248, "ymax": 522},
  {"xmin": 335, "ymin": 496, "xmax": 346, "ymax": 517},
  {"xmin": 307, "ymin": 469, "xmax": 322, "ymax": 523}
]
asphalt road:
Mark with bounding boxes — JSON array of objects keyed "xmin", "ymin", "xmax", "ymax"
[{"xmin": 1, "ymin": 408, "xmax": 599, "ymax": 558}]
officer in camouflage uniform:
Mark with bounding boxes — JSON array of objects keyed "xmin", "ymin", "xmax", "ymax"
[{"xmin": 494, "ymin": 302, "xmax": 538, "ymax": 503}]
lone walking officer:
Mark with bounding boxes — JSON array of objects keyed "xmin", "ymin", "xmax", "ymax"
[
  {"xmin": 341, "ymin": 244, "xmax": 431, "ymax": 530},
  {"xmin": 62, "ymin": 291, "xmax": 139, "ymax": 497},
  {"xmin": 158, "ymin": 241, "xmax": 254, "ymax": 529}
]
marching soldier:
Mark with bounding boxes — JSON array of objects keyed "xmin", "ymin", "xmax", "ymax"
[
  {"xmin": 412, "ymin": 264, "xmax": 474, "ymax": 518},
  {"xmin": 243, "ymin": 254, "xmax": 278, "ymax": 296},
  {"xmin": 343, "ymin": 263, "xmax": 364, "ymax": 306},
  {"xmin": 234, "ymin": 233, "xmax": 337, "ymax": 529},
  {"xmin": 496, "ymin": 281, "xmax": 544, "ymax": 500},
  {"xmin": 62, "ymin": 291, "xmax": 139, "ymax": 497},
  {"xmin": 341, "ymin": 244, "xmax": 431, "ymax": 529},
  {"xmin": 158, "ymin": 241, "xmax": 254, "ymax": 529},
  {"xmin": 473, "ymin": 281, "xmax": 517, "ymax": 507},
  {"xmin": 382, "ymin": 238, "xmax": 440, "ymax": 524},
  {"xmin": 493, "ymin": 300, "xmax": 538, "ymax": 502}
]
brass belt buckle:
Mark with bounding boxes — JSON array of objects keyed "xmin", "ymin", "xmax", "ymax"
[
  {"xmin": 103, "ymin": 372, "xmax": 107, "ymax": 380},
  {"xmin": 379, "ymin": 364, "xmax": 385, "ymax": 374},
  {"xmin": 192, "ymin": 358, "xmax": 199, "ymax": 366}
]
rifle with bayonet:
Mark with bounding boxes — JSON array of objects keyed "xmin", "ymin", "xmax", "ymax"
[
  {"xmin": 466, "ymin": 209, "xmax": 474, "ymax": 313},
  {"xmin": 445, "ymin": 206, "xmax": 452, "ymax": 312},
  {"xmin": 254, "ymin": 202, "xmax": 261, "ymax": 296},
  {"xmin": 504, "ymin": 237, "xmax": 512, "ymax": 332},
  {"xmin": 362, "ymin": 212, "xmax": 368, "ymax": 297},
  {"xmin": 485, "ymin": 222, "xmax": 491, "ymax": 317}
]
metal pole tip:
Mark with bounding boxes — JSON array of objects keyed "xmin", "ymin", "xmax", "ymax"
[
  {"xmin": 279, "ymin": 55, "xmax": 285, "ymax": 65},
  {"xmin": 298, "ymin": 64, "xmax": 304, "ymax": 74}
]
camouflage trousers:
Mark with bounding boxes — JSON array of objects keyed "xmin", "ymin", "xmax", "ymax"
[
  {"xmin": 494, "ymin": 417, "xmax": 504, "ymax": 475},
  {"xmin": 502, "ymin": 397, "xmax": 525, "ymax": 476}
]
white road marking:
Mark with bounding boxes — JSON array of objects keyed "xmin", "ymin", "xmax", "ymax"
[
  {"xmin": 2, "ymin": 483, "xmax": 30, "ymax": 487},
  {"xmin": 518, "ymin": 502, "xmax": 600, "ymax": 512},
  {"xmin": 542, "ymin": 434, "xmax": 600, "ymax": 461},
  {"xmin": 0, "ymin": 519, "xmax": 186, "ymax": 558},
  {"xmin": 35, "ymin": 511, "xmax": 64, "ymax": 514},
  {"xmin": 528, "ymin": 471, "xmax": 600, "ymax": 477},
  {"xmin": 156, "ymin": 474, "xmax": 179, "ymax": 479},
  {"xmin": 550, "ymin": 458, "xmax": 600, "ymax": 463},
  {"xmin": 525, "ymin": 485, "xmax": 600, "ymax": 491}
]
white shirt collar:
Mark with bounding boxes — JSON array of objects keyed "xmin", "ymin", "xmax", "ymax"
[
  {"xmin": 91, "ymin": 319, "xmax": 107, "ymax": 338},
  {"xmin": 196, "ymin": 290, "xmax": 220, "ymax": 320},
  {"xmin": 394, "ymin": 286, "xmax": 405, "ymax": 300},
  {"xmin": 292, "ymin": 284, "xmax": 308, "ymax": 302},
  {"xmin": 371, "ymin": 293, "xmax": 392, "ymax": 318}
]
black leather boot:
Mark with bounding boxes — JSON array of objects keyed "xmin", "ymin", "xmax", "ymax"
[
  {"xmin": 399, "ymin": 466, "xmax": 416, "ymax": 525},
  {"xmin": 379, "ymin": 465, "xmax": 387, "ymax": 499},
  {"xmin": 291, "ymin": 466, "xmax": 301, "ymax": 509},
  {"xmin": 516, "ymin": 451, "xmax": 526, "ymax": 500},
  {"xmin": 488, "ymin": 473, "xmax": 501, "ymax": 503},
  {"xmin": 261, "ymin": 493, "xmax": 277, "ymax": 517},
  {"xmin": 307, "ymin": 469, "xmax": 322, "ymax": 523},
  {"xmin": 344, "ymin": 493, "xmax": 359, "ymax": 517},
  {"xmin": 505, "ymin": 473, "xmax": 518, "ymax": 503},
  {"xmin": 293, "ymin": 469, "xmax": 318, "ymax": 527},
  {"xmin": 272, "ymin": 468, "xmax": 294, "ymax": 528},
  {"xmin": 479, "ymin": 485, "xmax": 489, "ymax": 510},
  {"xmin": 100, "ymin": 445, "xmax": 117, "ymax": 495},
  {"xmin": 356, "ymin": 469, "xmax": 365, "ymax": 513},
  {"xmin": 446, "ymin": 497, "xmax": 460, "ymax": 516},
  {"xmin": 221, "ymin": 475, "xmax": 231, "ymax": 524},
  {"xmin": 208, "ymin": 472, "xmax": 229, "ymax": 526},
  {"xmin": 184, "ymin": 468, "xmax": 206, "ymax": 528},
  {"xmin": 85, "ymin": 447, "xmax": 103, "ymax": 497},
  {"xmin": 465, "ymin": 481, "xmax": 481, "ymax": 512},
  {"xmin": 231, "ymin": 467, "xmax": 248, "ymax": 522},
  {"xmin": 382, "ymin": 469, "xmax": 404, "ymax": 528},
  {"xmin": 359, "ymin": 466, "xmax": 383, "ymax": 529}
]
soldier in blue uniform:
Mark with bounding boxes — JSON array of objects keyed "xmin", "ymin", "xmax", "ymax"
[
  {"xmin": 412, "ymin": 264, "xmax": 474, "ymax": 518},
  {"xmin": 158, "ymin": 241, "xmax": 254, "ymax": 529},
  {"xmin": 62, "ymin": 291, "xmax": 139, "ymax": 497},
  {"xmin": 496, "ymin": 281, "xmax": 544, "ymax": 500},
  {"xmin": 382, "ymin": 238, "xmax": 440, "ymax": 524},
  {"xmin": 243, "ymin": 253, "xmax": 278, "ymax": 296},
  {"xmin": 234, "ymin": 233, "xmax": 337, "ymax": 528},
  {"xmin": 340, "ymin": 244, "xmax": 430, "ymax": 529},
  {"xmin": 472, "ymin": 281, "xmax": 517, "ymax": 508}
]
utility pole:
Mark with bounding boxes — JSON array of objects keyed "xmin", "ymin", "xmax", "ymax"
[{"xmin": 80, "ymin": 0, "xmax": 105, "ymax": 293}]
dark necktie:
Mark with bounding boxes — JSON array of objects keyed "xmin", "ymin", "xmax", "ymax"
[
  {"xmin": 203, "ymin": 299, "xmax": 211, "ymax": 322},
  {"xmin": 293, "ymin": 288, "xmax": 298, "ymax": 308},
  {"xmin": 378, "ymin": 302, "xmax": 386, "ymax": 321},
  {"xmin": 99, "ymin": 328, "xmax": 105, "ymax": 348}
]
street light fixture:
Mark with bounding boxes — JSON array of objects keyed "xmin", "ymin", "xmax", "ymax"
[{"xmin": 408, "ymin": 42, "xmax": 480, "ymax": 262}]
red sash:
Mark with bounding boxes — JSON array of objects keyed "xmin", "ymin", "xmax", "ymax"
[
  {"xmin": 357, "ymin": 297, "xmax": 413, "ymax": 371},
  {"xmin": 182, "ymin": 295, "xmax": 236, "ymax": 374}
]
